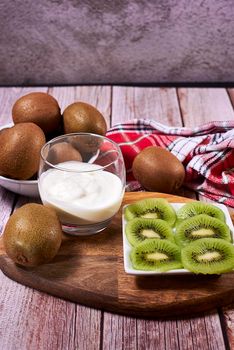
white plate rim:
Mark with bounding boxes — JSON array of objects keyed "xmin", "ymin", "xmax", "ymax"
[{"xmin": 122, "ymin": 202, "xmax": 234, "ymax": 276}]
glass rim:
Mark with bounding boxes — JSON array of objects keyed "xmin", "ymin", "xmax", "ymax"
[{"xmin": 40, "ymin": 132, "xmax": 123, "ymax": 173}]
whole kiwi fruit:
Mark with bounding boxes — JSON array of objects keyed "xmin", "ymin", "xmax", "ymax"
[
  {"xmin": 12, "ymin": 92, "xmax": 62, "ymax": 134},
  {"xmin": 132, "ymin": 146, "xmax": 185, "ymax": 193},
  {"xmin": 0, "ymin": 123, "xmax": 46, "ymax": 180},
  {"xmin": 63, "ymin": 102, "xmax": 107, "ymax": 135},
  {"xmin": 3, "ymin": 203, "xmax": 62, "ymax": 267}
]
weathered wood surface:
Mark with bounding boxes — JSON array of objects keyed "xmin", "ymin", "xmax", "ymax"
[
  {"xmin": 178, "ymin": 88, "xmax": 234, "ymax": 125},
  {"xmin": 1, "ymin": 192, "xmax": 234, "ymax": 318},
  {"xmin": 178, "ymin": 87, "xmax": 234, "ymax": 349},
  {"xmin": 0, "ymin": 86, "xmax": 234, "ymax": 349}
]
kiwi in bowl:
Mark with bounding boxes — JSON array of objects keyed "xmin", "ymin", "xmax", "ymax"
[{"xmin": 0, "ymin": 123, "xmax": 44, "ymax": 197}]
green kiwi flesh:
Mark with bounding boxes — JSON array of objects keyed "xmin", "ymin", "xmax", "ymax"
[
  {"xmin": 181, "ymin": 238, "xmax": 234, "ymax": 274},
  {"xmin": 125, "ymin": 198, "xmax": 176, "ymax": 227},
  {"xmin": 130, "ymin": 239, "xmax": 182, "ymax": 272},
  {"xmin": 177, "ymin": 201, "xmax": 225, "ymax": 223},
  {"xmin": 175, "ymin": 214, "xmax": 231, "ymax": 247},
  {"xmin": 126, "ymin": 218, "xmax": 174, "ymax": 246}
]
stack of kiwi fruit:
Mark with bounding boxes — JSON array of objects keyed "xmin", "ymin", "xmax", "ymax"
[
  {"xmin": 0, "ymin": 92, "xmax": 107, "ymax": 267},
  {"xmin": 1, "ymin": 90, "xmax": 185, "ymax": 194},
  {"xmin": 124, "ymin": 199, "xmax": 234, "ymax": 274},
  {"xmin": 0, "ymin": 92, "xmax": 107, "ymax": 180}
]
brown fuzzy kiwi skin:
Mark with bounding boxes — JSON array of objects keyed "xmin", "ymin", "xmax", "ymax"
[
  {"xmin": 132, "ymin": 146, "xmax": 185, "ymax": 193},
  {"xmin": 12, "ymin": 92, "xmax": 62, "ymax": 134},
  {"xmin": 63, "ymin": 102, "xmax": 107, "ymax": 136},
  {"xmin": 3, "ymin": 204, "xmax": 62, "ymax": 267},
  {"xmin": 0, "ymin": 123, "xmax": 46, "ymax": 180}
]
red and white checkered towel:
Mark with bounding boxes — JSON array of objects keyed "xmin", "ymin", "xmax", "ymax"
[{"xmin": 106, "ymin": 119, "xmax": 234, "ymax": 207}]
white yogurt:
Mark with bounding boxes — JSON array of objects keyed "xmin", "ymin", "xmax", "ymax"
[{"xmin": 38, "ymin": 161, "xmax": 124, "ymax": 225}]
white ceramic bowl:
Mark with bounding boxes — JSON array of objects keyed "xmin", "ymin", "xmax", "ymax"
[
  {"xmin": 0, "ymin": 123, "xmax": 39, "ymax": 197},
  {"xmin": 0, "ymin": 176, "xmax": 39, "ymax": 197}
]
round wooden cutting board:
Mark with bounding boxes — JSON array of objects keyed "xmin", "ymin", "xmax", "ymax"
[{"xmin": 1, "ymin": 192, "xmax": 234, "ymax": 318}]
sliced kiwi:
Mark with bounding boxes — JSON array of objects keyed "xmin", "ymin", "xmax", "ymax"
[
  {"xmin": 126, "ymin": 218, "xmax": 175, "ymax": 246},
  {"xmin": 181, "ymin": 238, "xmax": 234, "ymax": 274},
  {"xmin": 177, "ymin": 201, "xmax": 226, "ymax": 223},
  {"xmin": 130, "ymin": 239, "xmax": 182, "ymax": 272},
  {"xmin": 175, "ymin": 214, "xmax": 231, "ymax": 247},
  {"xmin": 125, "ymin": 198, "xmax": 176, "ymax": 227}
]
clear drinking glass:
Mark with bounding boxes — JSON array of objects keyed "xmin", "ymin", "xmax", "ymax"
[{"xmin": 38, "ymin": 133, "xmax": 126, "ymax": 236}]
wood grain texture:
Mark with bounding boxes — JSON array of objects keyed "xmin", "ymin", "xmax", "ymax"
[
  {"xmin": 1, "ymin": 192, "xmax": 234, "ymax": 319},
  {"xmin": 1, "ymin": 86, "xmax": 233, "ymax": 349},
  {"xmin": 0, "ymin": 188, "xmax": 15, "ymax": 234},
  {"xmin": 102, "ymin": 311, "xmax": 226, "ymax": 350},
  {"xmin": 178, "ymin": 87, "xmax": 234, "ymax": 348},
  {"xmin": 103, "ymin": 313, "xmax": 137, "ymax": 349},
  {"xmin": 112, "ymin": 87, "xmax": 181, "ymax": 125},
  {"xmin": 177, "ymin": 88, "xmax": 234, "ymax": 127},
  {"xmin": 0, "ymin": 86, "xmax": 107, "ymax": 350},
  {"xmin": 223, "ymin": 305, "xmax": 234, "ymax": 350},
  {"xmin": 227, "ymin": 88, "xmax": 234, "ymax": 110},
  {"xmin": 109, "ymin": 86, "xmax": 226, "ymax": 348},
  {"xmin": 176, "ymin": 312, "xmax": 226, "ymax": 350},
  {"xmin": 0, "ymin": 275, "xmax": 101, "ymax": 350}
]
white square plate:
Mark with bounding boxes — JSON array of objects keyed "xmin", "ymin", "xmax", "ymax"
[{"xmin": 122, "ymin": 202, "xmax": 234, "ymax": 275}]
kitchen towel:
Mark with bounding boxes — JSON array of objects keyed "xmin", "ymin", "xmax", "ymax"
[{"xmin": 106, "ymin": 119, "xmax": 234, "ymax": 207}]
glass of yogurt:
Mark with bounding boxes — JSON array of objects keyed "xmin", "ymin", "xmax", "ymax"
[{"xmin": 38, "ymin": 133, "xmax": 126, "ymax": 235}]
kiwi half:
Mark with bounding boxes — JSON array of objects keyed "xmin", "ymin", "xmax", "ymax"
[
  {"xmin": 181, "ymin": 238, "xmax": 234, "ymax": 274},
  {"xmin": 126, "ymin": 218, "xmax": 175, "ymax": 246},
  {"xmin": 125, "ymin": 198, "xmax": 176, "ymax": 227},
  {"xmin": 177, "ymin": 201, "xmax": 225, "ymax": 223},
  {"xmin": 130, "ymin": 239, "xmax": 182, "ymax": 272},
  {"xmin": 175, "ymin": 214, "xmax": 231, "ymax": 247}
]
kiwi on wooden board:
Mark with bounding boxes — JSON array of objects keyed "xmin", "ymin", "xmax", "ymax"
[
  {"xmin": 124, "ymin": 198, "xmax": 176, "ymax": 227},
  {"xmin": 181, "ymin": 238, "xmax": 234, "ymax": 274},
  {"xmin": 177, "ymin": 202, "xmax": 226, "ymax": 223},
  {"xmin": 126, "ymin": 218, "xmax": 175, "ymax": 246},
  {"xmin": 132, "ymin": 146, "xmax": 185, "ymax": 194},
  {"xmin": 63, "ymin": 102, "xmax": 107, "ymax": 135},
  {"xmin": 175, "ymin": 214, "xmax": 231, "ymax": 247},
  {"xmin": 3, "ymin": 203, "xmax": 62, "ymax": 267},
  {"xmin": 12, "ymin": 92, "xmax": 62, "ymax": 134},
  {"xmin": 47, "ymin": 142, "xmax": 82, "ymax": 165},
  {"xmin": 0, "ymin": 123, "xmax": 46, "ymax": 180},
  {"xmin": 130, "ymin": 239, "xmax": 182, "ymax": 272}
]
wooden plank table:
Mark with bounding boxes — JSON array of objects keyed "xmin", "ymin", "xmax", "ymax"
[{"xmin": 0, "ymin": 86, "xmax": 234, "ymax": 349}]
